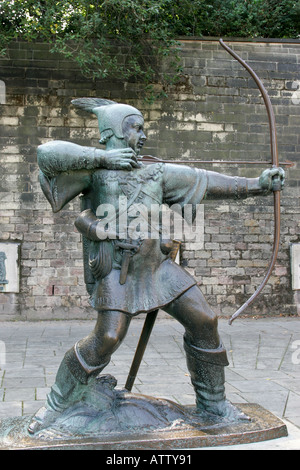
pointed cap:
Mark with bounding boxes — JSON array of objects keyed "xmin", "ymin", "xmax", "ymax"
[{"xmin": 71, "ymin": 98, "xmax": 142, "ymax": 139}]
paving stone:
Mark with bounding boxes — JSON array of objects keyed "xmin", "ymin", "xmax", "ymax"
[
  {"xmin": 285, "ymin": 391, "xmax": 300, "ymax": 418},
  {"xmin": 0, "ymin": 316, "xmax": 300, "ymax": 451},
  {"xmin": 3, "ymin": 387, "xmax": 36, "ymax": 402},
  {"xmin": 0, "ymin": 402, "xmax": 22, "ymax": 418}
]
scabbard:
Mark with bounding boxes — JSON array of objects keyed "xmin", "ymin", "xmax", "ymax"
[
  {"xmin": 119, "ymin": 251, "xmax": 131, "ymax": 285},
  {"xmin": 125, "ymin": 240, "xmax": 182, "ymax": 391},
  {"xmin": 125, "ymin": 310, "xmax": 159, "ymax": 391}
]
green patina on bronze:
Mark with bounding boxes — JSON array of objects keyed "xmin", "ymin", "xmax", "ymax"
[{"xmin": 27, "ymin": 93, "xmax": 285, "ymax": 437}]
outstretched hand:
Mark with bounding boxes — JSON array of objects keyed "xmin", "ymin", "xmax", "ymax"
[
  {"xmin": 259, "ymin": 167, "xmax": 285, "ymax": 192},
  {"xmin": 100, "ymin": 148, "xmax": 141, "ymax": 171}
]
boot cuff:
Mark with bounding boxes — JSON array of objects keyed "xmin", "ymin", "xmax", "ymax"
[
  {"xmin": 184, "ymin": 336, "xmax": 229, "ymax": 367},
  {"xmin": 64, "ymin": 344, "xmax": 109, "ymax": 384}
]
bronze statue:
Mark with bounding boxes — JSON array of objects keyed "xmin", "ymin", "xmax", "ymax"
[{"xmin": 28, "ymin": 97, "xmax": 285, "ymax": 435}]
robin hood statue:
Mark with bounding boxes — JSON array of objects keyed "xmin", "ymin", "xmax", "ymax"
[{"xmin": 28, "ymin": 98, "xmax": 285, "ymax": 434}]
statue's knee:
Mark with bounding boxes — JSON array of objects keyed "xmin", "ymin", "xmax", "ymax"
[
  {"xmin": 92, "ymin": 310, "xmax": 130, "ymax": 359},
  {"xmin": 195, "ymin": 307, "xmax": 218, "ymax": 331},
  {"xmin": 206, "ymin": 309, "xmax": 218, "ymax": 328},
  {"xmin": 100, "ymin": 331, "xmax": 121, "ymax": 356},
  {"xmin": 185, "ymin": 308, "xmax": 220, "ymax": 349},
  {"xmin": 77, "ymin": 331, "xmax": 119, "ymax": 365}
]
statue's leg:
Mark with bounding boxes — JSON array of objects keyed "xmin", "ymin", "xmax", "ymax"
[
  {"xmin": 28, "ymin": 310, "xmax": 131, "ymax": 434},
  {"xmin": 164, "ymin": 285, "xmax": 249, "ymax": 421}
]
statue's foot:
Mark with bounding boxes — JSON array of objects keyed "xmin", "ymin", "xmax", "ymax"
[
  {"xmin": 198, "ymin": 399, "xmax": 251, "ymax": 422},
  {"xmin": 27, "ymin": 406, "xmax": 61, "ymax": 435}
]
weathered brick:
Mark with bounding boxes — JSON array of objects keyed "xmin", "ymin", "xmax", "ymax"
[{"xmin": 0, "ymin": 38, "xmax": 298, "ymax": 319}]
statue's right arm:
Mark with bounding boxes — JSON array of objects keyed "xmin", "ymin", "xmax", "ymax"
[
  {"xmin": 37, "ymin": 141, "xmax": 108, "ymax": 177},
  {"xmin": 38, "ymin": 169, "xmax": 91, "ymax": 213},
  {"xmin": 38, "ymin": 141, "xmax": 140, "ymax": 212},
  {"xmin": 37, "ymin": 141, "xmax": 96, "ymax": 212},
  {"xmin": 37, "ymin": 141, "xmax": 139, "ymax": 177}
]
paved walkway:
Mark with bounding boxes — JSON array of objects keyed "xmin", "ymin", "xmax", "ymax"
[{"xmin": 0, "ymin": 316, "xmax": 300, "ymax": 450}]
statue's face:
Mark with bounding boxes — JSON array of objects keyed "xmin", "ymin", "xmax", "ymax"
[{"xmin": 122, "ymin": 115, "xmax": 147, "ymax": 155}]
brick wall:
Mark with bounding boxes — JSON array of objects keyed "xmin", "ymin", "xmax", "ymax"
[{"xmin": 0, "ymin": 38, "xmax": 299, "ymax": 320}]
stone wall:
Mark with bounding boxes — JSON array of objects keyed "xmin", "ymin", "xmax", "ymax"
[{"xmin": 0, "ymin": 38, "xmax": 299, "ymax": 320}]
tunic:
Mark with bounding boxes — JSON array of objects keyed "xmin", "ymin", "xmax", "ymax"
[{"xmin": 38, "ymin": 141, "xmax": 209, "ymax": 315}]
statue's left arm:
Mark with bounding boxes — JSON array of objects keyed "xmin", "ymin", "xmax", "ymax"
[
  {"xmin": 163, "ymin": 164, "xmax": 285, "ymax": 216},
  {"xmin": 205, "ymin": 167, "xmax": 285, "ymax": 200}
]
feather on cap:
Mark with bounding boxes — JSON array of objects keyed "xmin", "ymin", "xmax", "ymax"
[{"xmin": 71, "ymin": 98, "xmax": 116, "ymax": 113}]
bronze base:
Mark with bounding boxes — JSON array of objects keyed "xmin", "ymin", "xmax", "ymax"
[{"xmin": 0, "ymin": 403, "xmax": 287, "ymax": 450}]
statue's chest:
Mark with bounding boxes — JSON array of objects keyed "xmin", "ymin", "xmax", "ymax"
[{"xmin": 90, "ymin": 164, "xmax": 164, "ymax": 208}]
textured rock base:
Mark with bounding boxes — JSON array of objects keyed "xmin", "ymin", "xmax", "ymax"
[{"xmin": 0, "ymin": 375, "xmax": 288, "ymax": 450}]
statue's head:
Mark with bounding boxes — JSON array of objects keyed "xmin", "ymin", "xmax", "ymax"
[{"xmin": 71, "ymin": 98, "xmax": 146, "ymax": 154}]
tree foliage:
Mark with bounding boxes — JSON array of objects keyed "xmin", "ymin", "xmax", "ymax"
[
  {"xmin": 0, "ymin": 1, "xmax": 182, "ymax": 92},
  {"xmin": 0, "ymin": 0, "xmax": 299, "ymax": 98},
  {"xmin": 162, "ymin": 0, "xmax": 300, "ymax": 38}
]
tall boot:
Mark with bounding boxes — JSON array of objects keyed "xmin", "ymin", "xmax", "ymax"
[
  {"xmin": 28, "ymin": 342, "xmax": 109, "ymax": 435},
  {"xmin": 184, "ymin": 337, "xmax": 250, "ymax": 421}
]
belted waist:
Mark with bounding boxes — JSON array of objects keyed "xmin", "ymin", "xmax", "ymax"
[{"xmin": 114, "ymin": 240, "xmax": 140, "ymax": 252}]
